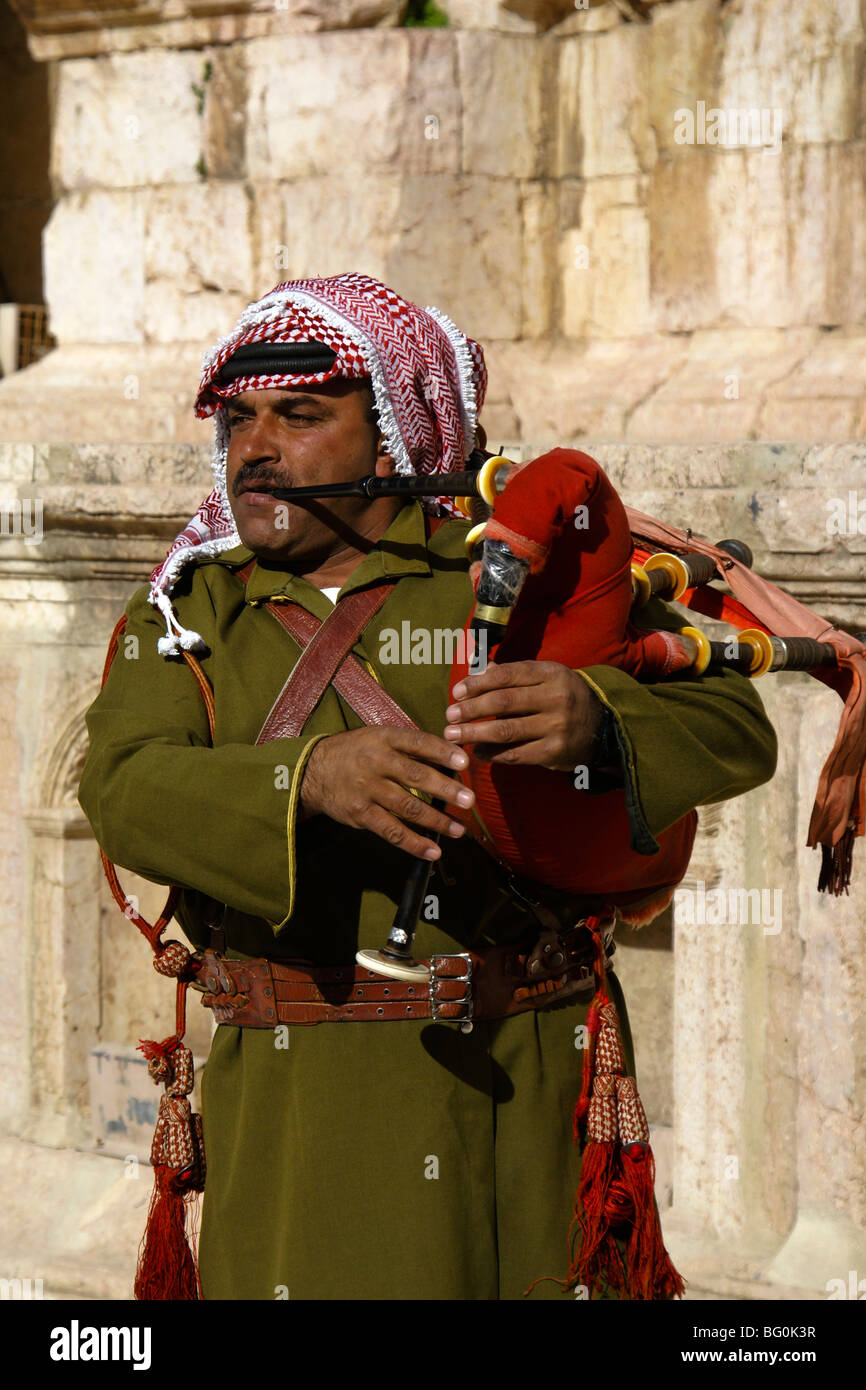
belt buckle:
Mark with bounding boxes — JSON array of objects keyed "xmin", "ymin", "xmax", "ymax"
[{"xmin": 429, "ymin": 953, "xmax": 474, "ymax": 1034}]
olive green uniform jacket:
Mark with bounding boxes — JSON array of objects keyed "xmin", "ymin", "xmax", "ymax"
[{"xmin": 78, "ymin": 500, "xmax": 778, "ymax": 1300}]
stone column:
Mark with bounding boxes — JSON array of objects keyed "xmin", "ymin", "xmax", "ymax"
[
  {"xmin": 1, "ymin": 440, "xmax": 212, "ymax": 1150},
  {"xmin": 22, "ymin": 809, "xmax": 102, "ymax": 1149},
  {"xmin": 663, "ymin": 670, "xmax": 806, "ymax": 1293},
  {"xmin": 764, "ymin": 683, "xmax": 866, "ymax": 1294}
]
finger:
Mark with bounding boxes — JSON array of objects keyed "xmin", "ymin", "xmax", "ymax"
[
  {"xmin": 385, "ymin": 753, "xmax": 475, "ymax": 811},
  {"xmin": 446, "ymin": 713, "xmax": 552, "ymax": 747},
  {"xmin": 363, "ymin": 804, "xmax": 446, "ymax": 861},
  {"xmin": 450, "ymin": 660, "xmax": 549, "ymax": 703},
  {"xmin": 380, "ymin": 783, "xmax": 468, "ymax": 840},
  {"xmin": 385, "ymin": 726, "xmax": 471, "ymax": 773},
  {"xmin": 444, "ymin": 682, "xmax": 552, "ymax": 730}
]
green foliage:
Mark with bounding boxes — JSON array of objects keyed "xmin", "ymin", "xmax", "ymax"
[
  {"xmin": 403, "ymin": 0, "xmax": 449, "ymax": 26},
  {"xmin": 191, "ymin": 59, "xmax": 214, "ymax": 117}
]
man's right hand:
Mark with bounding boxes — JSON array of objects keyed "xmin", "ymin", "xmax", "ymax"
[{"xmin": 299, "ymin": 728, "xmax": 475, "ymax": 861}]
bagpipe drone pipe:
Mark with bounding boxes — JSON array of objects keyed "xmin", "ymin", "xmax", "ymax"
[{"xmin": 267, "ymin": 448, "xmax": 866, "ymax": 981}]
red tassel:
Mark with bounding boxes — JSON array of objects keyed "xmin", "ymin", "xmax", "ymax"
[
  {"xmin": 134, "ymin": 1165, "xmax": 202, "ymax": 1301},
  {"xmin": 618, "ymin": 1144, "xmax": 685, "ymax": 1301},
  {"xmin": 569, "ymin": 1139, "xmax": 684, "ymax": 1300},
  {"xmin": 565, "ymin": 926, "xmax": 685, "ymax": 1300},
  {"xmin": 569, "ymin": 1139, "xmax": 629, "ymax": 1298},
  {"xmin": 135, "ymin": 1031, "xmax": 205, "ymax": 1301}
]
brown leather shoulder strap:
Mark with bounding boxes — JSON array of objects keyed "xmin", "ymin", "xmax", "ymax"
[
  {"xmin": 235, "ymin": 560, "xmax": 420, "ymax": 740},
  {"xmin": 257, "ymin": 583, "xmax": 408, "ymax": 741},
  {"xmin": 260, "ymin": 598, "xmax": 419, "ymax": 738}
]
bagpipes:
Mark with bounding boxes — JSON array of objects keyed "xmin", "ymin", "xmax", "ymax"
[
  {"xmin": 266, "ymin": 446, "xmax": 866, "ymax": 981},
  {"xmin": 270, "ymin": 446, "xmax": 866, "ymax": 1302}
]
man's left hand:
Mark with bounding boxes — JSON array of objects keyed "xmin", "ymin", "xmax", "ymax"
[{"xmin": 444, "ymin": 660, "xmax": 604, "ymax": 772}]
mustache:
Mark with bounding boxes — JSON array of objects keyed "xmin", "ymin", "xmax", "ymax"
[{"xmin": 233, "ymin": 466, "xmax": 293, "ymax": 497}]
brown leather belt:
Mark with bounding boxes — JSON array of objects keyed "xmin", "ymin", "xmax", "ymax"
[{"xmin": 191, "ymin": 917, "xmax": 615, "ymax": 1028}]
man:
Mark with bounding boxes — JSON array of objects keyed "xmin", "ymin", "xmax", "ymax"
[{"xmin": 78, "ymin": 273, "xmax": 778, "ymax": 1300}]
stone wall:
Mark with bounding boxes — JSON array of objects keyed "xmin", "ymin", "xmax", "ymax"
[{"xmin": 2, "ymin": 0, "xmax": 866, "ymax": 443}]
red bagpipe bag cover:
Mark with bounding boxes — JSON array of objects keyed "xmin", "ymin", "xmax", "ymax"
[
  {"xmin": 448, "ymin": 448, "xmax": 700, "ymax": 923},
  {"xmin": 448, "ymin": 445, "xmax": 866, "ymax": 917}
]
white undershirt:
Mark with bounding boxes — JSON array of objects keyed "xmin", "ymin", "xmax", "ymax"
[{"xmin": 319, "ymin": 586, "xmax": 341, "ymax": 605}]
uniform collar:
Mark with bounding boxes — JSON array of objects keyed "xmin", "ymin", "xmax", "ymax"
[{"xmin": 211, "ymin": 500, "xmax": 433, "ymax": 608}]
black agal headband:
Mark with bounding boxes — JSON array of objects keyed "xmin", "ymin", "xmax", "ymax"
[{"xmin": 212, "ymin": 340, "xmax": 338, "ymax": 386}]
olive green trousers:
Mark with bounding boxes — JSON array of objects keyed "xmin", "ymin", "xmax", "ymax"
[{"xmin": 198, "ymin": 970, "xmax": 638, "ymax": 1301}]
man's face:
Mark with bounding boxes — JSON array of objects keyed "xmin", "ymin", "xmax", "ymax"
[{"xmin": 224, "ymin": 378, "xmax": 400, "ymax": 566}]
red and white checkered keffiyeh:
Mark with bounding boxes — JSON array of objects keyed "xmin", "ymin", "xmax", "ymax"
[{"xmin": 148, "ymin": 273, "xmax": 488, "ymax": 656}]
